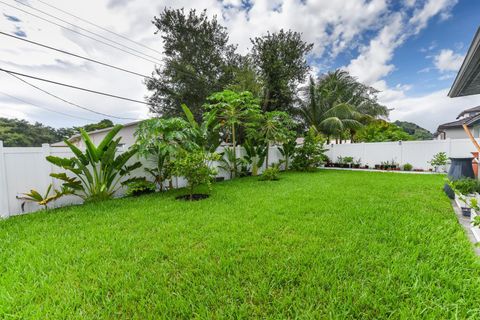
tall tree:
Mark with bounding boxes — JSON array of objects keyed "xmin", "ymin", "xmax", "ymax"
[
  {"xmin": 251, "ymin": 29, "xmax": 313, "ymax": 113},
  {"xmin": 298, "ymin": 70, "xmax": 389, "ymax": 142},
  {"xmin": 146, "ymin": 8, "xmax": 238, "ymax": 120}
]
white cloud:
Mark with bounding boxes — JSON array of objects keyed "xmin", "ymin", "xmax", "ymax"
[
  {"xmin": 0, "ymin": 0, "xmax": 461, "ymax": 134},
  {"xmin": 345, "ymin": 13, "xmax": 404, "ymax": 85},
  {"xmin": 434, "ymin": 49, "xmax": 464, "ymax": 72},
  {"xmin": 388, "ymin": 89, "xmax": 480, "ymax": 132},
  {"xmin": 409, "ymin": 0, "xmax": 457, "ymax": 34}
]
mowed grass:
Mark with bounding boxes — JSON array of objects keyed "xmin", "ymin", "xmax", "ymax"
[{"xmin": 1, "ymin": 170, "xmax": 480, "ymax": 319}]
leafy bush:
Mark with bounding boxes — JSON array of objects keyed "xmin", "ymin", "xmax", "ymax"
[
  {"xmin": 291, "ymin": 127, "xmax": 326, "ymax": 171},
  {"xmin": 173, "ymin": 150, "xmax": 220, "ymax": 200},
  {"xmin": 403, "ymin": 163, "xmax": 413, "ymax": 171},
  {"xmin": 47, "ymin": 125, "xmax": 141, "ymax": 202},
  {"xmin": 259, "ymin": 165, "xmax": 280, "ymax": 181},
  {"xmin": 451, "ymin": 178, "xmax": 478, "ymax": 195},
  {"xmin": 429, "ymin": 152, "xmax": 448, "ymax": 170},
  {"xmin": 343, "ymin": 156, "xmax": 354, "ymax": 164},
  {"xmin": 125, "ymin": 179, "xmax": 156, "ymax": 197}
]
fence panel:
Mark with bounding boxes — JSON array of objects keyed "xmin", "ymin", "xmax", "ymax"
[
  {"xmin": 326, "ymin": 138, "xmax": 475, "ymax": 169},
  {"xmin": 2, "ymin": 139, "xmax": 476, "ymax": 218}
]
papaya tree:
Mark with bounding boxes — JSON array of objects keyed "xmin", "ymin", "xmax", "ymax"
[
  {"xmin": 204, "ymin": 90, "xmax": 261, "ymax": 177},
  {"xmin": 47, "ymin": 125, "xmax": 141, "ymax": 202}
]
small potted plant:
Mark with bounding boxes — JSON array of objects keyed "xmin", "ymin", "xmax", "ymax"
[
  {"xmin": 352, "ymin": 158, "xmax": 361, "ymax": 169},
  {"xmin": 403, "ymin": 163, "xmax": 413, "ymax": 171},
  {"xmin": 343, "ymin": 156, "xmax": 354, "ymax": 168},
  {"xmin": 450, "ymin": 178, "xmax": 478, "ymax": 217}
]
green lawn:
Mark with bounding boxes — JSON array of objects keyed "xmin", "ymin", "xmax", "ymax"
[{"xmin": 1, "ymin": 170, "xmax": 480, "ymax": 318}]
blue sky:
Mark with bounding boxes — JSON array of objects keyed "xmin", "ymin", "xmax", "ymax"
[{"xmin": 0, "ymin": 0, "xmax": 479, "ymax": 132}]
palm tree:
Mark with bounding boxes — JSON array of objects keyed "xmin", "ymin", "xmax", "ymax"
[
  {"xmin": 298, "ymin": 70, "xmax": 387, "ymax": 142},
  {"xmin": 258, "ymin": 111, "xmax": 295, "ymax": 168},
  {"xmin": 299, "ymin": 77, "xmax": 362, "ymax": 143}
]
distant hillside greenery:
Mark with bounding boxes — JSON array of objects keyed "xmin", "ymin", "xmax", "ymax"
[
  {"xmin": 393, "ymin": 120, "xmax": 433, "ymax": 140},
  {"xmin": 0, "ymin": 118, "xmax": 114, "ymax": 147}
]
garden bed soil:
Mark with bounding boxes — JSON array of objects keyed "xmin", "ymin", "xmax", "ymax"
[{"xmin": 175, "ymin": 194, "xmax": 210, "ymax": 201}]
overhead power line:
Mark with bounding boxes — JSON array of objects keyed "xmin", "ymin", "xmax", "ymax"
[
  {"xmin": 0, "ymin": 90, "xmax": 96, "ymax": 121},
  {"xmin": 4, "ymin": 70, "xmax": 139, "ymax": 120},
  {"xmin": 36, "ymin": 0, "xmax": 163, "ymax": 56},
  {"xmin": 0, "ymin": 1, "xmax": 160, "ymax": 65},
  {"xmin": 0, "ymin": 68, "xmax": 149, "ymax": 107},
  {"xmin": 0, "ymin": 31, "xmax": 153, "ymax": 79},
  {"xmin": 13, "ymin": 0, "xmax": 162, "ymax": 63}
]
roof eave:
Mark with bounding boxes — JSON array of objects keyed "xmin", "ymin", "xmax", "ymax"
[{"xmin": 449, "ymin": 27, "xmax": 480, "ymax": 98}]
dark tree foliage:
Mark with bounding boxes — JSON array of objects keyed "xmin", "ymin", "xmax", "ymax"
[
  {"xmin": 146, "ymin": 8, "xmax": 238, "ymax": 120},
  {"xmin": 393, "ymin": 120, "xmax": 433, "ymax": 140},
  {"xmin": 251, "ymin": 29, "xmax": 313, "ymax": 113},
  {"xmin": 81, "ymin": 119, "xmax": 113, "ymax": 133},
  {"xmin": 0, "ymin": 118, "xmax": 115, "ymax": 147}
]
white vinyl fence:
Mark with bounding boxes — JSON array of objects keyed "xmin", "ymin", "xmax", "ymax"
[
  {"xmin": 0, "ymin": 142, "xmax": 283, "ymax": 218},
  {"xmin": 326, "ymin": 138, "xmax": 475, "ymax": 169}
]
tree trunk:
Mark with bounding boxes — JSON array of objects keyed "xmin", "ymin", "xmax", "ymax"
[
  {"xmin": 265, "ymin": 142, "xmax": 270, "ymax": 169},
  {"xmin": 232, "ymin": 124, "xmax": 236, "ymax": 178}
]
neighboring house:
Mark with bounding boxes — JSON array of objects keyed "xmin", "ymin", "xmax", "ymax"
[
  {"xmin": 437, "ymin": 26, "xmax": 480, "ymax": 140},
  {"xmin": 434, "ymin": 106, "xmax": 480, "ymax": 140},
  {"xmin": 51, "ymin": 120, "xmax": 142, "ymax": 148}
]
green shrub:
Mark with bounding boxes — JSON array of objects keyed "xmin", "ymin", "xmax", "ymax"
[
  {"xmin": 403, "ymin": 163, "xmax": 413, "ymax": 171},
  {"xmin": 173, "ymin": 150, "xmax": 219, "ymax": 200},
  {"xmin": 451, "ymin": 178, "xmax": 478, "ymax": 195},
  {"xmin": 291, "ymin": 127, "xmax": 326, "ymax": 171},
  {"xmin": 259, "ymin": 165, "xmax": 280, "ymax": 181},
  {"xmin": 429, "ymin": 152, "xmax": 448, "ymax": 170},
  {"xmin": 125, "ymin": 179, "xmax": 156, "ymax": 197},
  {"xmin": 343, "ymin": 156, "xmax": 354, "ymax": 164}
]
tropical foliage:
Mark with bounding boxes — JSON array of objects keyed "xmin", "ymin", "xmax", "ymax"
[
  {"xmin": 135, "ymin": 117, "xmax": 191, "ymax": 191},
  {"xmin": 18, "ymin": 183, "xmax": 71, "ymax": 211},
  {"xmin": 47, "ymin": 125, "xmax": 141, "ymax": 202},
  {"xmin": 355, "ymin": 120, "xmax": 412, "ymax": 142},
  {"xmin": 298, "ymin": 70, "xmax": 389, "ymax": 142},
  {"xmin": 205, "ymin": 90, "xmax": 261, "ymax": 177}
]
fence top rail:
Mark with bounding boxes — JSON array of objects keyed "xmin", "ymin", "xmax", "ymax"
[{"xmin": 328, "ymin": 139, "xmax": 473, "ymax": 147}]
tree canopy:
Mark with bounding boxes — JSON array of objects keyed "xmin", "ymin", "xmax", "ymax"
[
  {"xmin": 251, "ymin": 29, "xmax": 313, "ymax": 113},
  {"xmin": 146, "ymin": 8, "xmax": 238, "ymax": 120},
  {"xmin": 0, "ymin": 118, "xmax": 114, "ymax": 147}
]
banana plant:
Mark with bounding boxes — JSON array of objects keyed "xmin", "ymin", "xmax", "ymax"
[
  {"xmin": 279, "ymin": 138, "xmax": 297, "ymax": 170},
  {"xmin": 18, "ymin": 183, "xmax": 72, "ymax": 211},
  {"xmin": 243, "ymin": 140, "xmax": 267, "ymax": 176},
  {"xmin": 47, "ymin": 125, "xmax": 141, "ymax": 202}
]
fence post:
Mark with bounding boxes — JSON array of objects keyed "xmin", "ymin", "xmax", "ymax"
[
  {"xmin": 447, "ymin": 138, "xmax": 452, "ymax": 157},
  {"xmin": 41, "ymin": 144, "xmax": 53, "ymax": 201},
  {"xmin": 0, "ymin": 141, "xmax": 10, "ymax": 218}
]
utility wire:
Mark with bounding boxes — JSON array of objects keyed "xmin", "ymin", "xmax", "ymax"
[
  {"xmin": 0, "ymin": 90, "xmax": 96, "ymax": 121},
  {"xmin": 13, "ymin": 0, "xmax": 162, "ymax": 63},
  {"xmin": 0, "ymin": 1, "xmax": 160, "ymax": 65},
  {"xmin": 0, "ymin": 68, "xmax": 149, "ymax": 107},
  {"xmin": 0, "ymin": 31, "xmax": 153, "ymax": 79},
  {"xmin": 4, "ymin": 71, "xmax": 140, "ymax": 120},
  {"xmin": 36, "ymin": 0, "xmax": 162, "ymax": 56}
]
